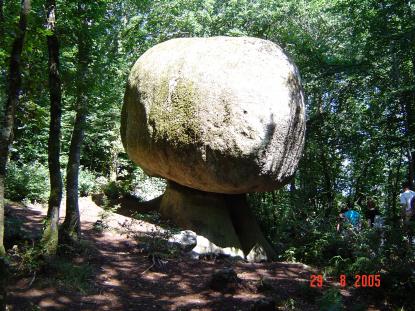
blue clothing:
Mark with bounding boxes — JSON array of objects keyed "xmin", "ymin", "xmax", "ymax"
[{"xmin": 344, "ymin": 210, "xmax": 360, "ymax": 227}]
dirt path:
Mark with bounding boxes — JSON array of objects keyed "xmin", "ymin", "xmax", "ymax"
[{"xmin": 4, "ymin": 198, "xmax": 382, "ymax": 310}]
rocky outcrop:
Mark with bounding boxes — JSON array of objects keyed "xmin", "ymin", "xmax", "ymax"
[
  {"xmin": 121, "ymin": 36, "xmax": 306, "ymax": 261},
  {"xmin": 122, "ymin": 36, "xmax": 305, "ymax": 194}
]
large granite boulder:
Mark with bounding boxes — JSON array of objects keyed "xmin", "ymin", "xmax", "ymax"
[
  {"xmin": 121, "ymin": 36, "xmax": 306, "ymax": 261},
  {"xmin": 121, "ymin": 36, "xmax": 305, "ymax": 194}
]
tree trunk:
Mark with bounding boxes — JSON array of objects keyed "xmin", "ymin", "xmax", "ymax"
[
  {"xmin": 393, "ymin": 49, "xmax": 415, "ymax": 189},
  {"xmin": 391, "ymin": 149, "xmax": 403, "ymax": 227},
  {"xmin": 402, "ymin": 88, "xmax": 415, "ymax": 189},
  {"xmin": 315, "ymin": 94, "xmax": 335, "ymax": 216},
  {"xmin": 352, "ymin": 150, "xmax": 378, "ymax": 204},
  {"xmin": 0, "ymin": 0, "xmax": 4, "ymax": 58},
  {"xmin": 407, "ymin": 148, "xmax": 414, "ymax": 189},
  {"xmin": 41, "ymin": 0, "xmax": 63, "ymax": 256},
  {"xmin": 0, "ymin": 4, "xmax": 4, "ymax": 308},
  {"xmin": 0, "ymin": 0, "xmax": 31, "ymax": 257},
  {"xmin": 0, "ymin": 256, "xmax": 7, "ymax": 311},
  {"xmin": 60, "ymin": 2, "xmax": 90, "ymax": 243},
  {"xmin": 405, "ymin": 54, "xmax": 415, "ymax": 189},
  {"xmin": 290, "ymin": 175, "xmax": 296, "ymax": 209}
]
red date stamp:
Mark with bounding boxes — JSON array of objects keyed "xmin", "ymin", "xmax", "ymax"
[
  {"xmin": 310, "ymin": 274, "xmax": 323, "ymax": 287},
  {"xmin": 310, "ymin": 274, "xmax": 381, "ymax": 288}
]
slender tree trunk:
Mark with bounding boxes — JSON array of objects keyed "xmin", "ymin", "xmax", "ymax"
[
  {"xmin": 352, "ymin": 148, "xmax": 378, "ymax": 204},
  {"xmin": 392, "ymin": 149, "xmax": 403, "ymax": 227},
  {"xmin": 320, "ymin": 147, "xmax": 334, "ymax": 214},
  {"xmin": 0, "ymin": 0, "xmax": 4, "ymax": 61},
  {"xmin": 0, "ymin": 0, "xmax": 4, "ymax": 261},
  {"xmin": 290, "ymin": 175, "xmax": 296, "ymax": 209},
  {"xmin": 315, "ymin": 94, "xmax": 334, "ymax": 215},
  {"xmin": 0, "ymin": 2, "xmax": 6, "ymax": 309},
  {"xmin": 0, "ymin": 0, "xmax": 31, "ymax": 257},
  {"xmin": 41, "ymin": 0, "xmax": 63, "ymax": 256},
  {"xmin": 0, "ymin": 1, "xmax": 30, "ymax": 308},
  {"xmin": 60, "ymin": 2, "xmax": 90, "ymax": 242},
  {"xmin": 406, "ymin": 54, "xmax": 415, "ymax": 189},
  {"xmin": 393, "ymin": 49, "xmax": 415, "ymax": 189},
  {"xmin": 407, "ymin": 148, "xmax": 414, "ymax": 189},
  {"xmin": 403, "ymin": 87, "xmax": 415, "ymax": 189}
]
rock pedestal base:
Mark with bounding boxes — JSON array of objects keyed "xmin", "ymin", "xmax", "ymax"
[{"xmin": 159, "ymin": 182, "xmax": 277, "ymax": 261}]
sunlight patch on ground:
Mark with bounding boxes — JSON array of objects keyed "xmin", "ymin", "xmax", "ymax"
[{"xmin": 143, "ymin": 272, "xmax": 168, "ymax": 280}]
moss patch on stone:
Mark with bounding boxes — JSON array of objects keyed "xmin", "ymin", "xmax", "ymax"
[{"xmin": 149, "ymin": 76, "xmax": 201, "ymax": 147}]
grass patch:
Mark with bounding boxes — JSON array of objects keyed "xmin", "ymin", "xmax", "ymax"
[
  {"xmin": 132, "ymin": 211, "xmax": 180, "ymax": 233},
  {"xmin": 317, "ymin": 288, "xmax": 344, "ymax": 311},
  {"xmin": 45, "ymin": 258, "xmax": 95, "ymax": 294},
  {"xmin": 7, "ymin": 244, "xmax": 96, "ymax": 295}
]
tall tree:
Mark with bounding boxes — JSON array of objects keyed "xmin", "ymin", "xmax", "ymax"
[
  {"xmin": 0, "ymin": 0, "xmax": 31, "ymax": 257},
  {"xmin": 41, "ymin": 0, "xmax": 63, "ymax": 255},
  {"xmin": 0, "ymin": 0, "xmax": 5, "ymax": 304},
  {"xmin": 60, "ymin": 1, "xmax": 91, "ymax": 242},
  {"xmin": 0, "ymin": 2, "xmax": 6, "ymax": 307},
  {"xmin": 0, "ymin": 0, "xmax": 4, "ymax": 67}
]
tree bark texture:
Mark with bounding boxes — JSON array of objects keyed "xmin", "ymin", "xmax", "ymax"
[
  {"xmin": 61, "ymin": 1, "xmax": 90, "ymax": 242},
  {"xmin": 290, "ymin": 176, "xmax": 296, "ymax": 209},
  {"xmin": 393, "ymin": 48, "xmax": 415, "ymax": 190},
  {"xmin": 0, "ymin": 257, "xmax": 7, "ymax": 311},
  {"xmin": 392, "ymin": 149, "xmax": 403, "ymax": 227},
  {"xmin": 41, "ymin": 0, "xmax": 63, "ymax": 256},
  {"xmin": 404, "ymin": 55, "xmax": 415, "ymax": 189},
  {"xmin": 0, "ymin": 0, "xmax": 4, "ymax": 56},
  {"xmin": 316, "ymin": 94, "xmax": 334, "ymax": 215},
  {"xmin": 0, "ymin": 0, "xmax": 31, "ymax": 257},
  {"xmin": 402, "ymin": 87, "xmax": 415, "ymax": 189}
]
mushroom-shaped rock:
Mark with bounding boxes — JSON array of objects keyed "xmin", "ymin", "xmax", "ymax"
[{"xmin": 121, "ymin": 37, "xmax": 305, "ymax": 261}]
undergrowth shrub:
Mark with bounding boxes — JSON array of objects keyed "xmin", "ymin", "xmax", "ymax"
[
  {"xmin": 102, "ymin": 166, "xmax": 166, "ymax": 200},
  {"xmin": 79, "ymin": 167, "xmax": 100, "ymax": 197},
  {"xmin": 5, "ymin": 161, "xmax": 49, "ymax": 203},
  {"xmin": 129, "ymin": 167, "xmax": 166, "ymax": 201},
  {"xmin": 7, "ymin": 241, "xmax": 96, "ymax": 295},
  {"xmin": 4, "ymin": 216, "xmax": 24, "ymax": 249},
  {"xmin": 102, "ymin": 180, "xmax": 128, "ymax": 200},
  {"xmin": 7, "ymin": 243, "xmax": 44, "ymax": 275},
  {"xmin": 317, "ymin": 288, "xmax": 343, "ymax": 311},
  {"xmin": 47, "ymin": 258, "xmax": 95, "ymax": 294},
  {"xmin": 251, "ymin": 189, "xmax": 415, "ymax": 308}
]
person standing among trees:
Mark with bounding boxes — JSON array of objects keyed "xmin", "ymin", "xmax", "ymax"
[
  {"xmin": 400, "ymin": 181, "xmax": 415, "ymax": 221},
  {"xmin": 400, "ymin": 181, "xmax": 415, "ymax": 244},
  {"xmin": 364, "ymin": 197, "xmax": 379, "ymax": 228},
  {"xmin": 337, "ymin": 204, "xmax": 361, "ymax": 232}
]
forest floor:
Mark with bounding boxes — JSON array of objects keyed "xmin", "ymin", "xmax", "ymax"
[{"xmin": 4, "ymin": 197, "xmax": 387, "ymax": 311}]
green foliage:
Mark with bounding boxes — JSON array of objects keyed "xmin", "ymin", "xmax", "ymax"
[
  {"xmin": 4, "ymin": 216, "xmax": 24, "ymax": 247},
  {"xmin": 119, "ymin": 164, "xmax": 166, "ymax": 201},
  {"xmin": 297, "ymin": 284, "xmax": 321, "ymax": 303},
  {"xmin": 132, "ymin": 211, "xmax": 161, "ymax": 224},
  {"xmin": 139, "ymin": 228, "xmax": 180, "ymax": 262},
  {"xmin": 78, "ymin": 168, "xmax": 100, "ymax": 197},
  {"xmin": 280, "ymin": 298, "xmax": 297, "ymax": 310},
  {"xmin": 317, "ymin": 288, "xmax": 344, "ymax": 311},
  {"xmin": 102, "ymin": 165, "xmax": 166, "ymax": 201},
  {"xmin": 102, "ymin": 180, "xmax": 127, "ymax": 200},
  {"xmin": 8, "ymin": 243, "xmax": 43, "ymax": 275},
  {"xmin": 47, "ymin": 258, "xmax": 95, "ymax": 294},
  {"xmin": 5, "ymin": 161, "xmax": 49, "ymax": 203},
  {"xmin": 131, "ymin": 210, "xmax": 179, "ymax": 233}
]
